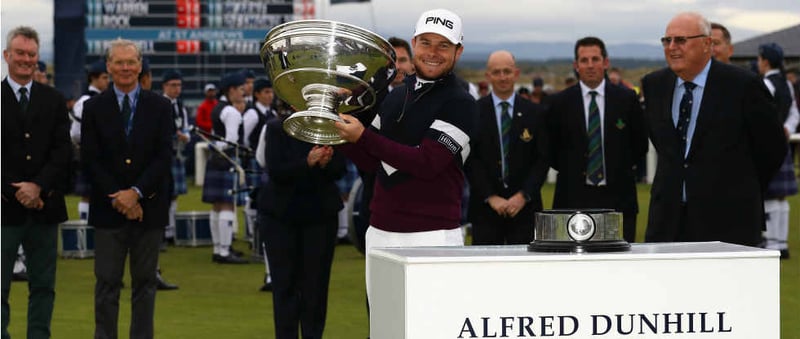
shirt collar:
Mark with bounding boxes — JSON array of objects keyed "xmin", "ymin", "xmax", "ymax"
[
  {"xmin": 163, "ymin": 93, "xmax": 178, "ymax": 104},
  {"xmin": 413, "ymin": 76, "xmax": 435, "ymax": 91},
  {"xmin": 255, "ymin": 101, "xmax": 271, "ymax": 115},
  {"xmin": 113, "ymin": 84, "xmax": 140, "ymax": 100},
  {"xmin": 491, "ymin": 92, "xmax": 516, "ymax": 109},
  {"xmin": 677, "ymin": 59, "xmax": 711, "ymax": 89},
  {"xmin": 764, "ymin": 69, "xmax": 781, "ymax": 77},
  {"xmin": 6, "ymin": 76, "xmax": 32, "ymax": 95},
  {"xmin": 579, "ymin": 79, "xmax": 606, "ymax": 97}
]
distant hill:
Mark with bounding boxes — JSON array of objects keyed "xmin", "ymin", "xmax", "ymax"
[{"xmin": 459, "ymin": 41, "xmax": 665, "ymax": 63}]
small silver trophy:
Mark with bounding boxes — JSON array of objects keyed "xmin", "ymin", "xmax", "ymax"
[{"xmin": 529, "ymin": 209, "xmax": 631, "ymax": 253}]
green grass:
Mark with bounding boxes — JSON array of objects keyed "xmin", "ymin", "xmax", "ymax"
[{"xmin": 6, "ymin": 184, "xmax": 799, "ymax": 338}]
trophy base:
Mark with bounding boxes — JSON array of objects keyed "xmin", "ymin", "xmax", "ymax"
[
  {"xmin": 283, "ymin": 111, "xmax": 347, "ymax": 145},
  {"xmin": 528, "ymin": 240, "xmax": 631, "ymax": 253}
]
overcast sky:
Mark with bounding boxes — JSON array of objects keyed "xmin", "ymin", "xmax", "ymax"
[{"xmin": 2, "ymin": 0, "xmax": 799, "ymax": 65}]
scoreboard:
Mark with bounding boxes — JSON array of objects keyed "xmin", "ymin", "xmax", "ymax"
[{"xmin": 84, "ymin": 0, "xmax": 314, "ymax": 101}]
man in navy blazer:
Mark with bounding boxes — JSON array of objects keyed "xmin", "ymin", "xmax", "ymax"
[
  {"xmin": 1, "ymin": 26, "xmax": 71, "ymax": 339},
  {"xmin": 547, "ymin": 37, "xmax": 647, "ymax": 243},
  {"xmin": 258, "ymin": 116, "xmax": 346, "ymax": 338},
  {"xmin": 642, "ymin": 12, "xmax": 785, "ymax": 246},
  {"xmin": 466, "ymin": 50, "xmax": 549, "ymax": 245},
  {"xmin": 81, "ymin": 39, "xmax": 173, "ymax": 339}
]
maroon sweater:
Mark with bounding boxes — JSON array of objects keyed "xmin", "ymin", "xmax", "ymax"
[{"xmin": 339, "ymin": 74, "xmax": 478, "ymax": 233}]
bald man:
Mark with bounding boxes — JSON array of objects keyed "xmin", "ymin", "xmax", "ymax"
[
  {"xmin": 466, "ymin": 50, "xmax": 549, "ymax": 245},
  {"xmin": 642, "ymin": 12, "xmax": 785, "ymax": 246}
]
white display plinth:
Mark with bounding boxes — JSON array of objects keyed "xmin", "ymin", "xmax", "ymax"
[{"xmin": 369, "ymin": 242, "xmax": 778, "ymax": 339}]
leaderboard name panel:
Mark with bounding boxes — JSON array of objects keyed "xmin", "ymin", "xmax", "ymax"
[{"xmin": 85, "ymin": 0, "xmax": 298, "ymax": 99}]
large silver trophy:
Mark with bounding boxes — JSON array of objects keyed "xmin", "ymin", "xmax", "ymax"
[{"xmin": 260, "ymin": 20, "xmax": 397, "ymax": 145}]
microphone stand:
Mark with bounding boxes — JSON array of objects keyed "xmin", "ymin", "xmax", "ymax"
[
  {"xmin": 191, "ymin": 126, "xmax": 255, "ymax": 157},
  {"xmin": 192, "ymin": 128, "xmax": 247, "ymax": 188}
]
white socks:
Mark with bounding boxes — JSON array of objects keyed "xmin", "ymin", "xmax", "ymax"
[
  {"xmin": 166, "ymin": 200, "xmax": 177, "ymax": 239},
  {"xmin": 337, "ymin": 207, "xmax": 348, "ymax": 239},
  {"xmin": 218, "ymin": 210, "xmax": 235, "ymax": 257},
  {"xmin": 244, "ymin": 197, "xmax": 257, "ymax": 240},
  {"xmin": 78, "ymin": 201, "xmax": 90, "ymax": 220},
  {"xmin": 210, "ymin": 210, "xmax": 220, "ymax": 255},
  {"xmin": 764, "ymin": 199, "xmax": 789, "ymax": 250}
]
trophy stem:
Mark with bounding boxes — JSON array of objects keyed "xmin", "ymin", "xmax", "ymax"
[{"xmin": 302, "ymin": 83, "xmax": 348, "ymax": 116}]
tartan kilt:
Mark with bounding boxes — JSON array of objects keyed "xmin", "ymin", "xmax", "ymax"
[
  {"xmin": 246, "ymin": 158, "xmax": 262, "ymax": 189},
  {"xmin": 201, "ymin": 160, "xmax": 246, "ymax": 205},
  {"xmin": 172, "ymin": 157, "xmax": 188, "ymax": 195},
  {"xmin": 765, "ymin": 149, "xmax": 798, "ymax": 199},
  {"xmin": 73, "ymin": 171, "xmax": 91, "ymax": 196}
]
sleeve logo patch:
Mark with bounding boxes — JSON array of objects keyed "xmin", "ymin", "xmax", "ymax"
[{"xmin": 437, "ymin": 133, "xmax": 461, "ymax": 155}]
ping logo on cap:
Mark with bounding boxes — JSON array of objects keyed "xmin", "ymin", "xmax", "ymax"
[{"xmin": 425, "ymin": 16, "xmax": 454, "ymax": 29}]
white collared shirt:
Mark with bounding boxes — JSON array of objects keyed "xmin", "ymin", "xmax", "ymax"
[{"xmin": 5, "ymin": 76, "xmax": 32, "ymax": 102}]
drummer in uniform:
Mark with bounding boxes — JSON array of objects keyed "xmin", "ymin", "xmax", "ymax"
[{"xmin": 202, "ymin": 72, "xmax": 250, "ymax": 264}]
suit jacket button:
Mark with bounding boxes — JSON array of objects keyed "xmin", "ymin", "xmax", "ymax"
[
  {"xmin": 26, "ymin": 155, "xmax": 31, "ymax": 160},
  {"xmin": 125, "ymin": 159, "xmax": 132, "ymax": 165},
  {"xmin": 24, "ymin": 133, "xmax": 30, "ymax": 138},
  {"xmin": 683, "ymin": 163, "xmax": 688, "ymax": 168}
]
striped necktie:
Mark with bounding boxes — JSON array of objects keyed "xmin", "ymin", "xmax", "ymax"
[
  {"xmin": 500, "ymin": 101, "xmax": 511, "ymax": 181},
  {"xmin": 18, "ymin": 87, "xmax": 29, "ymax": 113},
  {"xmin": 586, "ymin": 91, "xmax": 604, "ymax": 185},
  {"xmin": 121, "ymin": 94, "xmax": 132, "ymax": 135},
  {"xmin": 677, "ymin": 82, "xmax": 696, "ymax": 157}
]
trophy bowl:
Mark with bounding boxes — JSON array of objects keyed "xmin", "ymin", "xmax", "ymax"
[
  {"xmin": 260, "ymin": 20, "xmax": 397, "ymax": 145},
  {"xmin": 528, "ymin": 209, "xmax": 630, "ymax": 253}
]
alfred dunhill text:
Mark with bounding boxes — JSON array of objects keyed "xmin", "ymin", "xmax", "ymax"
[{"xmin": 458, "ymin": 312, "xmax": 732, "ymax": 338}]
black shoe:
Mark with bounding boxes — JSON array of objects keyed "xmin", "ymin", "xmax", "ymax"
[
  {"xmin": 11, "ymin": 271, "xmax": 28, "ymax": 282},
  {"xmin": 259, "ymin": 274, "xmax": 272, "ymax": 292},
  {"xmin": 216, "ymin": 254, "xmax": 248, "ymax": 264},
  {"xmin": 229, "ymin": 245, "xmax": 245, "ymax": 257},
  {"xmin": 780, "ymin": 249, "xmax": 790, "ymax": 259},
  {"xmin": 337, "ymin": 236, "xmax": 352, "ymax": 245},
  {"xmin": 260, "ymin": 282, "xmax": 272, "ymax": 292},
  {"xmin": 212, "ymin": 254, "xmax": 222, "ymax": 263},
  {"xmin": 157, "ymin": 276, "xmax": 179, "ymax": 290}
]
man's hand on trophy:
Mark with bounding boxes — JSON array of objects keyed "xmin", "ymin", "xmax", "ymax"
[
  {"xmin": 317, "ymin": 146, "xmax": 334, "ymax": 168},
  {"xmin": 307, "ymin": 146, "xmax": 324, "ymax": 167},
  {"xmin": 335, "ymin": 114, "xmax": 364, "ymax": 143}
]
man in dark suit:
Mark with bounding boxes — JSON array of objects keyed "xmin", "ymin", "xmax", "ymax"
[
  {"xmin": 466, "ymin": 50, "xmax": 549, "ymax": 245},
  {"xmin": 547, "ymin": 37, "xmax": 647, "ymax": 243},
  {"xmin": 258, "ymin": 115, "xmax": 346, "ymax": 338},
  {"xmin": 81, "ymin": 38, "xmax": 173, "ymax": 339},
  {"xmin": 1, "ymin": 26, "xmax": 71, "ymax": 339},
  {"xmin": 642, "ymin": 12, "xmax": 785, "ymax": 246}
]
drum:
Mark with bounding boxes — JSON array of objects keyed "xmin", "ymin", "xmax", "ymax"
[
  {"xmin": 60, "ymin": 220, "xmax": 95, "ymax": 259},
  {"xmin": 175, "ymin": 211, "xmax": 212, "ymax": 247}
]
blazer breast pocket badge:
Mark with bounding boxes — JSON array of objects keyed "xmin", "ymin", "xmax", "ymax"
[
  {"xmin": 615, "ymin": 118, "xmax": 626, "ymax": 130},
  {"xmin": 520, "ymin": 128, "xmax": 533, "ymax": 142}
]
